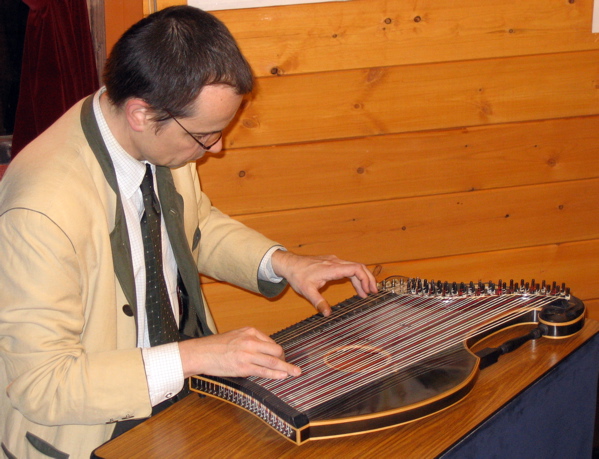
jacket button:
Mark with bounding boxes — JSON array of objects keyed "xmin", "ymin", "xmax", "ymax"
[{"xmin": 122, "ymin": 304, "xmax": 134, "ymax": 317}]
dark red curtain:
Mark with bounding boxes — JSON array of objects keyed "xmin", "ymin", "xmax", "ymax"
[{"xmin": 11, "ymin": 0, "xmax": 99, "ymax": 156}]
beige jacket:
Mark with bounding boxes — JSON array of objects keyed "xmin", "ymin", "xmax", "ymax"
[{"xmin": 0, "ymin": 95, "xmax": 284, "ymax": 458}]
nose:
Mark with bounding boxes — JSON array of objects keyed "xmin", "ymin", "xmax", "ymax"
[{"xmin": 208, "ymin": 137, "xmax": 224, "ymax": 154}]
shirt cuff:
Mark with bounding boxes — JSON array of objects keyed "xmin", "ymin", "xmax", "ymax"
[
  {"xmin": 141, "ymin": 342, "xmax": 185, "ymax": 406},
  {"xmin": 258, "ymin": 246, "xmax": 286, "ymax": 283}
]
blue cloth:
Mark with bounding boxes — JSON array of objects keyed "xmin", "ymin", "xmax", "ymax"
[{"xmin": 441, "ymin": 333, "xmax": 599, "ymax": 459}]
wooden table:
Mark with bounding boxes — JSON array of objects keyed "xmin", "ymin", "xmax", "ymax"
[{"xmin": 94, "ymin": 320, "xmax": 599, "ymax": 458}]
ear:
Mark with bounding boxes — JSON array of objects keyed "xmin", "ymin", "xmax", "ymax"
[{"xmin": 124, "ymin": 98, "xmax": 152, "ymax": 133}]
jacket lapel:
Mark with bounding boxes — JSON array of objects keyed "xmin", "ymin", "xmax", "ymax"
[
  {"xmin": 79, "ymin": 95, "xmax": 138, "ymax": 323},
  {"xmin": 156, "ymin": 167, "xmax": 209, "ymax": 337}
]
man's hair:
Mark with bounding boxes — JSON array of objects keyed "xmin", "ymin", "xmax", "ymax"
[{"xmin": 103, "ymin": 6, "xmax": 254, "ymax": 120}]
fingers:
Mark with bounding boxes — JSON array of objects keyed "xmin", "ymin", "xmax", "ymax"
[
  {"xmin": 301, "ymin": 264, "xmax": 375, "ymax": 315},
  {"xmin": 314, "ymin": 298, "xmax": 332, "ymax": 317},
  {"xmin": 249, "ymin": 351, "xmax": 301, "ymax": 379},
  {"xmin": 276, "ymin": 252, "xmax": 378, "ymax": 315},
  {"xmin": 179, "ymin": 327, "xmax": 301, "ymax": 380},
  {"xmin": 349, "ymin": 263, "xmax": 378, "ymax": 297},
  {"xmin": 313, "ymin": 257, "xmax": 378, "ymax": 298},
  {"xmin": 243, "ymin": 327, "xmax": 300, "ymax": 376},
  {"xmin": 322, "ymin": 257, "xmax": 378, "ymax": 295}
]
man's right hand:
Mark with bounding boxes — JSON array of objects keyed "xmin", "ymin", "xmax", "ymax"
[{"xmin": 178, "ymin": 327, "xmax": 301, "ymax": 379}]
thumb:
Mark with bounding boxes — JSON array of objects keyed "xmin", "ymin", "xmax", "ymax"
[{"xmin": 313, "ymin": 297, "xmax": 332, "ymax": 317}]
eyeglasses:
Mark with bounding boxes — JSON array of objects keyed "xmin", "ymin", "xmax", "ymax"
[{"xmin": 164, "ymin": 110, "xmax": 223, "ymax": 151}]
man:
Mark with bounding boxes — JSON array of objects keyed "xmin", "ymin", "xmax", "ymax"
[{"xmin": 0, "ymin": 6, "xmax": 377, "ymax": 458}]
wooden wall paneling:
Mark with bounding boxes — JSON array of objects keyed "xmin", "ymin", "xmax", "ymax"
[
  {"xmin": 586, "ymin": 299, "xmax": 599, "ymax": 320},
  {"xmin": 104, "ymin": 0, "xmax": 143, "ymax": 55},
  {"xmin": 141, "ymin": 1, "xmax": 599, "ymax": 337},
  {"xmin": 202, "ymin": 240, "xmax": 599, "ymax": 334},
  {"xmin": 230, "ymin": 179, "xmax": 599, "ymax": 266},
  {"xmin": 203, "ymin": 115, "xmax": 599, "ymax": 215},
  {"xmin": 227, "ymin": 50, "xmax": 599, "ymax": 148},
  {"xmin": 154, "ymin": 0, "xmax": 599, "ymax": 77}
]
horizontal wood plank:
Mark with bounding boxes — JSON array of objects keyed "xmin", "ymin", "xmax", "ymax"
[
  {"xmin": 202, "ymin": 239, "xmax": 599, "ymax": 334},
  {"xmin": 201, "ymin": 116, "xmax": 599, "ymax": 215},
  {"xmin": 230, "ymin": 179, "xmax": 599, "ymax": 266},
  {"xmin": 586, "ymin": 299, "xmax": 599, "ymax": 322},
  {"xmin": 226, "ymin": 50, "xmax": 599, "ymax": 148},
  {"xmin": 154, "ymin": 0, "xmax": 599, "ymax": 77}
]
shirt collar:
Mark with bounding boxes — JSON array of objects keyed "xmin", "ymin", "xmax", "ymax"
[{"xmin": 93, "ymin": 87, "xmax": 151, "ymax": 200}]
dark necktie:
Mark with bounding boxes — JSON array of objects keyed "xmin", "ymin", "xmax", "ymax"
[{"xmin": 140, "ymin": 164, "xmax": 180, "ymax": 346}]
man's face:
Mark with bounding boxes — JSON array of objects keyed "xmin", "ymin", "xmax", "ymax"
[{"xmin": 140, "ymin": 84, "xmax": 243, "ymax": 168}]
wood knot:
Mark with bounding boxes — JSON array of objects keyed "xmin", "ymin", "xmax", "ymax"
[
  {"xmin": 241, "ymin": 118, "xmax": 259, "ymax": 129},
  {"xmin": 366, "ymin": 67, "xmax": 384, "ymax": 84}
]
